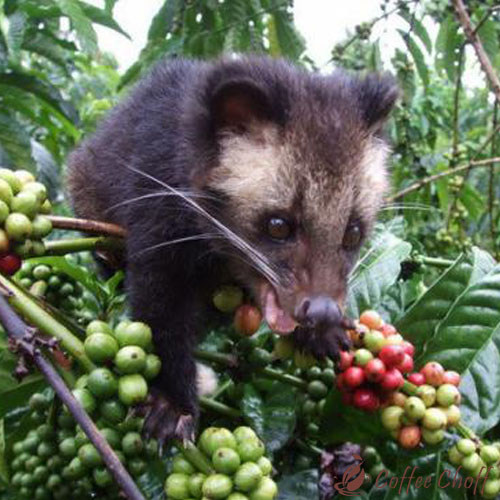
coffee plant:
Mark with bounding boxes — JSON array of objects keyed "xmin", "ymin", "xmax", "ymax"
[{"xmin": 0, "ymin": 0, "xmax": 500, "ymax": 499}]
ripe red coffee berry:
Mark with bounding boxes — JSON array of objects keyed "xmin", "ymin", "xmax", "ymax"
[
  {"xmin": 338, "ymin": 351, "xmax": 354, "ymax": 371},
  {"xmin": 380, "ymin": 324, "xmax": 397, "ymax": 337},
  {"xmin": 0, "ymin": 253, "xmax": 21, "ymax": 275},
  {"xmin": 364, "ymin": 358, "xmax": 386, "ymax": 383},
  {"xmin": 402, "ymin": 341, "xmax": 415, "ymax": 357},
  {"xmin": 420, "ymin": 362, "xmax": 445, "ymax": 386},
  {"xmin": 379, "ymin": 345, "xmax": 405, "ymax": 368},
  {"xmin": 234, "ymin": 305, "xmax": 262, "ymax": 336},
  {"xmin": 442, "ymin": 370, "xmax": 461, "ymax": 386},
  {"xmin": 396, "ymin": 354, "xmax": 414, "ymax": 374},
  {"xmin": 359, "ymin": 310, "xmax": 383, "ymax": 330},
  {"xmin": 343, "ymin": 366, "xmax": 365, "ymax": 388},
  {"xmin": 408, "ymin": 373, "xmax": 426, "ymax": 386},
  {"xmin": 353, "ymin": 388, "xmax": 379, "ymax": 412},
  {"xmin": 398, "ymin": 425, "xmax": 421, "ymax": 449},
  {"xmin": 381, "ymin": 368, "xmax": 404, "ymax": 391}
]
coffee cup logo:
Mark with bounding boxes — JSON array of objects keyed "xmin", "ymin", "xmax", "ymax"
[{"xmin": 334, "ymin": 454, "xmax": 365, "ymax": 496}]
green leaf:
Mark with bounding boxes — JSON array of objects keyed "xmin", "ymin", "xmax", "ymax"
[
  {"xmin": 240, "ymin": 383, "xmax": 296, "ymax": 453},
  {"xmin": 0, "ymin": 112, "xmax": 34, "ymax": 168},
  {"xmin": 459, "ymin": 183, "xmax": 483, "ymax": 222},
  {"xmin": 79, "ymin": 2, "xmax": 130, "ymax": 39},
  {"xmin": 396, "ymin": 248, "xmax": 495, "ymax": 355},
  {"xmin": 476, "ymin": 18, "xmax": 499, "ymax": 69},
  {"xmin": 0, "ymin": 376, "xmax": 46, "ymax": 419},
  {"xmin": 435, "ymin": 15, "xmax": 463, "ymax": 81},
  {"xmin": 399, "ymin": 31, "xmax": 429, "ymax": 88},
  {"xmin": 271, "ymin": 6, "xmax": 305, "ymax": 60},
  {"xmin": 399, "ymin": 10, "xmax": 432, "ymax": 53},
  {"xmin": 419, "ymin": 264, "xmax": 500, "ymax": 434},
  {"xmin": 147, "ymin": 0, "xmax": 182, "ymax": 40},
  {"xmin": 54, "ymin": 0, "xmax": 97, "ymax": 54},
  {"xmin": 277, "ymin": 469, "xmax": 318, "ymax": 499},
  {"xmin": 6, "ymin": 10, "xmax": 26, "ymax": 59},
  {"xmin": 0, "ymin": 70, "xmax": 77, "ymax": 121},
  {"xmin": 347, "ymin": 230, "xmax": 412, "ymax": 318}
]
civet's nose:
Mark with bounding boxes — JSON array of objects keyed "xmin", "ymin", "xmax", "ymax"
[{"xmin": 295, "ymin": 295, "xmax": 342, "ymax": 328}]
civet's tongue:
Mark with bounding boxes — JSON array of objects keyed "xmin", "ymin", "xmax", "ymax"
[{"xmin": 260, "ymin": 282, "xmax": 297, "ymax": 335}]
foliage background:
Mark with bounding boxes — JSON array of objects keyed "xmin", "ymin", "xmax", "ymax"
[{"xmin": 1, "ymin": 0, "xmax": 500, "ymax": 499}]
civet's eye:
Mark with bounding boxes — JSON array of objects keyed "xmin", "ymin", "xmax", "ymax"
[
  {"xmin": 266, "ymin": 217, "xmax": 292, "ymax": 241},
  {"xmin": 342, "ymin": 221, "xmax": 363, "ymax": 250}
]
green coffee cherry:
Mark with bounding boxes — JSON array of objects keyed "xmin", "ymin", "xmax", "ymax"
[
  {"xmin": 165, "ymin": 473, "xmax": 190, "ymax": 499},
  {"xmin": 99, "ymin": 399, "xmax": 127, "ymax": 423},
  {"xmin": 457, "ymin": 438, "xmax": 476, "ymax": 456},
  {"xmin": 212, "ymin": 447, "xmax": 241, "ymax": 475},
  {"xmin": 483, "ymin": 479, "xmax": 500, "ymax": 499},
  {"xmin": 100, "ymin": 428, "xmax": 121, "ymax": 449},
  {"xmin": 118, "ymin": 374, "xmax": 148, "ymax": 406},
  {"xmin": 93, "ymin": 466, "xmax": 112, "ymax": 487},
  {"xmin": 404, "ymin": 397, "xmax": 426, "ymax": 420},
  {"xmin": 234, "ymin": 462, "xmax": 263, "ymax": 492},
  {"xmin": 87, "ymin": 368, "xmax": 118, "ymax": 398},
  {"xmin": 481, "ymin": 445, "xmax": 500, "ymax": 464},
  {"xmin": 416, "ymin": 385, "xmax": 436, "ymax": 407},
  {"xmin": 0, "ymin": 168, "xmax": 22, "ymax": 193},
  {"xmin": 201, "ymin": 428, "xmax": 237, "ymax": 456},
  {"xmin": 237, "ymin": 438, "xmax": 265, "ymax": 462},
  {"xmin": 5, "ymin": 213, "xmax": 32, "ymax": 241},
  {"xmin": 84, "ymin": 333, "xmax": 119, "ymax": 364},
  {"xmin": 257, "ymin": 457, "xmax": 272, "ymax": 476},
  {"xmin": 115, "ymin": 345, "xmax": 147, "ymax": 374},
  {"xmin": 86, "ymin": 320, "xmax": 113, "ymax": 336},
  {"xmin": 307, "ymin": 380, "xmax": 328, "ymax": 401},
  {"xmin": 71, "ymin": 388, "xmax": 96, "ymax": 414},
  {"xmin": 116, "ymin": 322, "xmax": 153, "ymax": 350},
  {"xmin": 202, "ymin": 474, "xmax": 233, "ymax": 499},
  {"xmin": 0, "ymin": 179, "xmax": 13, "ymax": 205},
  {"xmin": 422, "ymin": 408, "xmax": 447, "ymax": 430},
  {"xmin": 78, "ymin": 443, "xmax": 103, "ymax": 468},
  {"xmin": 421, "ymin": 428, "xmax": 444, "ymax": 445},
  {"xmin": 448, "ymin": 446, "xmax": 464, "ymax": 466},
  {"xmin": 436, "ymin": 384, "xmax": 461, "ymax": 407},
  {"xmin": 23, "ymin": 182, "xmax": 47, "ymax": 203},
  {"xmin": 31, "ymin": 215, "xmax": 52, "ymax": 238},
  {"xmin": 381, "ymin": 406, "xmax": 404, "ymax": 431},
  {"xmin": 248, "ymin": 477, "xmax": 278, "ymax": 500},
  {"xmin": 122, "ymin": 432, "xmax": 144, "ymax": 456},
  {"xmin": 172, "ymin": 455, "xmax": 196, "ymax": 475},
  {"xmin": 188, "ymin": 472, "xmax": 207, "ymax": 497},
  {"xmin": 11, "ymin": 192, "xmax": 38, "ymax": 218},
  {"xmin": 143, "ymin": 354, "xmax": 162, "ymax": 380},
  {"xmin": 213, "ymin": 285, "xmax": 243, "ymax": 312},
  {"xmin": 233, "ymin": 427, "xmax": 257, "ymax": 443}
]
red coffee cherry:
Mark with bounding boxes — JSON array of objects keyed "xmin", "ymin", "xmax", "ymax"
[
  {"xmin": 338, "ymin": 351, "xmax": 354, "ymax": 371},
  {"xmin": 0, "ymin": 253, "xmax": 21, "ymax": 275},
  {"xmin": 364, "ymin": 358, "xmax": 386, "ymax": 383},
  {"xmin": 420, "ymin": 362, "xmax": 445, "ymax": 387},
  {"xmin": 398, "ymin": 425, "xmax": 421, "ymax": 449},
  {"xmin": 353, "ymin": 388, "xmax": 380, "ymax": 412},
  {"xmin": 381, "ymin": 368, "xmax": 404, "ymax": 391},
  {"xmin": 359, "ymin": 310, "xmax": 383, "ymax": 330},
  {"xmin": 442, "ymin": 370, "xmax": 461, "ymax": 386},
  {"xmin": 234, "ymin": 305, "xmax": 262, "ymax": 336},
  {"xmin": 380, "ymin": 324, "xmax": 397, "ymax": 337},
  {"xmin": 396, "ymin": 354, "xmax": 414, "ymax": 374},
  {"xmin": 408, "ymin": 372, "xmax": 426, "ymax": 386},
  {"xmin": 402, "ymin": 341, "xmax": 415, "ymax": 357},
  {"xmin": 343, "ymin": 366, "xmax": 365, "ymax": 388},
  {"xmin": 379, "ymin": 345, "xmax": 406, "ymax": 368}
]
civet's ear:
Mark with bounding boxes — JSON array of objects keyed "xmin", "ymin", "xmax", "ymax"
[
  {"xmin": 210, "ymin": 78, "xmax": 273, "ymax": 133},
  {"xmin": 356, "ymin": 73, "xmax": 399, "ymax": 133}
]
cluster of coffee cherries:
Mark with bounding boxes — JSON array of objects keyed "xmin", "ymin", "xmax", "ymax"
[
  {"xmin": 10, "ymin": 391, "xmax": 157, "ymax": 500},
  {"xmin": 298, "ymin": 365, "xmax": 335, "ymax": 435},
  {"xmin": 448, "ymin": 439, "xmax": 500, "ymax": 499},
  {"xmin": 15, "ymin": 262, "xmax": 87, "ymax": 320},
  {"xmin": 81, "ymin": 320, "xmax": 161, "ymax": 409},
  {"xmin": 165, "ymin": 426, "xmax": 277, "ymax": 500},
  {"xmin": 336, "ymin": 310, "xmax": 417, "ymax": 413},
  {"xmin": 0, "ymin": 168, "xmax": 52, "ymax": 275},
  {"xmin": 380, "ymin": 361, "xmax": 461, "ymax": 448},
  {"xmin": 335, "ymin": 310, "xmax": 463, "ymax": 449}
]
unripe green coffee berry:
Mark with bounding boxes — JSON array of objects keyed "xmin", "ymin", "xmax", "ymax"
[
  {"xmin": 234, "ymin": 462, "xmax": 263, "ymax": 492},
  {"xmin": 0, "ymin": 179, "xmax": 13, "ymax": 205},
  {"xmin": 202, "ymin": 428, "xmax": 237, "ymax": 456},
  {"xmin": 84, "ymin": 333, "xmax": 119, "ymax": 364},
  {"xmin": 188, "ymin": 472, "xmax": 206, "ymax": 497},
  {"xmin": 381, "ymin": 406, "xmax": 404, "ymax": 431},
  {"xmin": 233, "ymin": 426, "xmax": 257, "ymax": 443},
  {"xmin": 237, "ymin": 438, "xmax": 265, "ymax": 462},
  {"xmin": 483, "ymin": 479, "xmax": 500, "ymax": 499},
  {"xmin": 122, "ymin": 432, "xmax": 144, "ymax": 456},
  {"xmin": 404, "ymin": 397, "xmax": 426, "ymax": 420},
  {"xmin": 172, "ymin": 455, "xmax": 195, "ymax": 475},
  {"xmin": 416, "ymin": 385, "xmax": 436, "ymax": 407},
  {"xmin": 118, "ymin": 374, "xmax": 148, "ymax": 406},
  {"xmin": 213, "ymin": 447, "xmax": 241, "ymax": 475},
  {"xmin": 0, "ymin": 168, "xmax": 21, "ymax": 194},
  {"xmin": 442, "ymin": 404, "xmax": 461, "ymax": 426},
  {"xmin": 481, "ymin": 445, "xmax": 500, "ymax": 465},
  {"xmin": 115, "ymin": 345, "xmax": 147, "ymax": 374},
  {"xmin": 86, "ymin": 320, "xmax": 113, "ymax": 336},
  {"xmin": 354, "ymin": 348, "xmax": 374, "ymax": 366},
  {"xmin": 116, "ymin": 322, "xmax": 153, "ymax": 350},
  {"xmin": 78, "ymin": 443, "xmax": 103, "ymax": 468},
  {"xmin": 5, "ymin": 213, "xmax": 32, "ymax": 241},
  {"xmin": 93, "ymin": 466, "xmax": 112, "ymax": 487},
  {"xmin": 457, "ymin": 438, "xmax": 476, "ymax": 456},
  {"xmin": 422, "ymin": 408, "xmax": 447, "ymax": 430},
  {"xmin": 143, "ymin": 354, "xmax": 162, "ymax": 380},
  {"xmin": 307, "ymin": 380, "xmax": 328, "ymax": 401},
  {"xmin": 248, "ymin": 477, "xmax": 278, "ymax": 500},
  {"xmin": 87, "ymin": 368, "xmax": 118, "ymax": 398},
  {"xmin": 364, "ymin": 331, "xmax": 385, "ymax": 353},
  {"xmin": 421, "ymin": 428, "xmax": 444, "ymax": 445},
  {"xmin": 448, "ymin": 446, "xmax": 464, "ymax": 466},
  {"xmin": 202, "ymin": 474, "xmax": 233, "ymax": 499},
  {"xmin": 462, "ymin": 452, "xmax": 481, "ymax": 471},
  {"xmin": 436, "ymin": 384, "xmax": 461, "ymax": 407},
  {"xmin": 213, "ymin": 285, "xmax": 243, "ymax": 312},
  {"xmin": 11, "ymin": 192, "xmax": 38, "ymax": 218}
]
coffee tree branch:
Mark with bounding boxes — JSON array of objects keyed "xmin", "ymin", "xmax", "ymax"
[
  {"xmin": 453, "ymin": 0, "xmax": 500, "ymax": 105},
  {"xmin": 0, "ymin": 293, "xmax": 145, "ymax": 500}
]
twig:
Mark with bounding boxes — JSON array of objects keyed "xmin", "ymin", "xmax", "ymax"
[
  {"xmin": 420, "ymin": 256, "xmax": 454, "ymax": 268},
  {"xmin": 388, "ymin": 156, "xmax": 500, "ymax": 201},
  {"xmin": 0, "ymin": 294, "xmax": 145, "ymax": 500},
  {"xmin": 194, "ymin": 349, "xmax": 238, "ymax": 368},
  {"xmin": 45, "ymin": 236, "xmax": 124, "ymax": 255},
  {"xmin": 48, "ymin": 215, "xmax": 127, "ymax": 238},
  {"xmin": 453, "ymin": 0, "xmax": 500, "ymax": 105},
  {"xmin": 0, "ymin": 274, "xmax": 95, "ymax": 372},
  {"xmin": 260, "ymin": 367, "xmax": 308, "ymax": 390},
  {"xmin": 489, "ymin": 101, "xmax": 498, "ymax": 254},
  {"xmin": 200, "ymin": 397, "xmax": 242, "ymax": 419}
]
